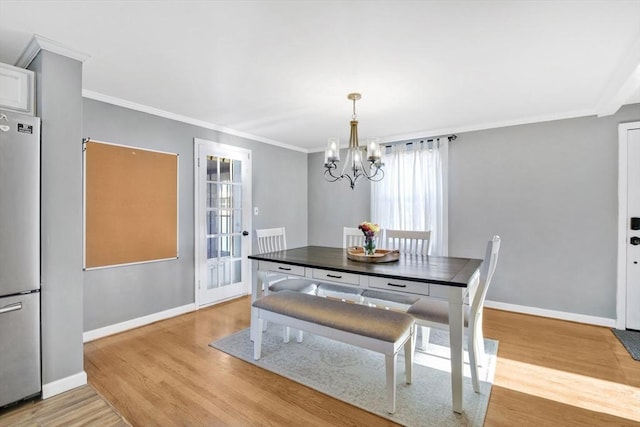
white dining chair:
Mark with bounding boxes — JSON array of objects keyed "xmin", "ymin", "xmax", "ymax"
[
  {"xmin": 407, "ymin": 235, "xmax": 501, "ymax": 393},
  {"xmin": 343, "ymin": 226, "xmax": 365, "ymax": 248},
  {"xmin": 315, "ymin": 227, "xmax": 367, "ymax": 303},
  {"xmin": 255, "ymin": 227, "xmax": 317, "ymax": 295},
  {"xmin": 384, "ymin": 229, "xmax": 431, "ymax": 256},
  {"xmin": 361, "ymin": 229, "xmax": 431, "ymax": 311}
]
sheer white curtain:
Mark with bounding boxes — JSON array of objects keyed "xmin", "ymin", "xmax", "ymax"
[{"xmin": 371, "ymin": 138, "xmax": 448, "ymax": 256}]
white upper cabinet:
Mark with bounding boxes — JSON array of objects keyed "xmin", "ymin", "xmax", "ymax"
[{"xmin": 0, "ymin": 62, "xmax": 35, "ymax": 115}]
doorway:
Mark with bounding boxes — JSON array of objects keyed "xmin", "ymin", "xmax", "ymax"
[
  {"xmin": 194, "ymin": 138, "xmax": 252, "ymax": 307},
  {"xmin": 617, "ymin": 121, "xmax": 640, "ymax": 330}
]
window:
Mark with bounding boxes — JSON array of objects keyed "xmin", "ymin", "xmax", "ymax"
[{"xmin": 371, "ymin": 138, "xmax": 448, "ymax": 255}]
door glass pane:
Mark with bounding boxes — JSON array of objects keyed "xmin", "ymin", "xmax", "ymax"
[
  {"xmin": 207, "ymin": 156, "xmax": 219, "ymax": 180},
  {"xmin": 233, "ymin": 259, "xmax": 242, "ymax": 282},
  {"xmin": 232, "ymin": 210, "xmax": 242, "ymax": 233},
  {"xmin": 232, "ymin": 235, "xmax": 241, "ymax": 257},
  {"xmin": 207, "ymin": 263, "xmax": 218, "ymax": 289},
  {"xmin": 220, "ymin": 261, "xmax": 231, "ymax": 286},
  {"xmin": 219, "ymin": 235, "xmax": 231, "ymax": 258},
  {"xmin": 219, "ymin": 184, "xmax": 231, "ymax": 208},
  {"xmin": 219, "ymin": 209, "xmax": 231, "ymax": 234},
  {"xmin": 207, "ymin": 236, "xmax": 219, "ymax": 259},
  {"xmin": 207, "ymin": 183, "xmax": 216, "ymax": 208},
  {"xmin": 232, "ymin": 160, "xmax": 241, "ymax": 183},
  {"xmin": 232, "ymin": 184, "xmax": 242, "ymax": 208},
  {"xmin": 220, "ymin": 158, "xmax": 231, "ymax": 182},
  {"xmin": 206, "ymin": 211, "xmax": 219, "ymax": 235}
]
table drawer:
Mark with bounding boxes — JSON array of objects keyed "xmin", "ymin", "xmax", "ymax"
[
  {"xmin": 260, "ymin": 261, "xmax": 305, "ymax": 277},
  {"xmin": 312, "ymin": 268, "xmax": 360, "ymax": 285},
  {"xmin": 368, "ymin": 276, "xmax": 429, "ymax": 296}
]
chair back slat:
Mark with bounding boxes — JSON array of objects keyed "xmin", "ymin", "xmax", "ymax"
[
  {"xmin": 470, "ymin": 235, "xmax": 501, "ymax": 316},
  {"xmin": 343, "ymin": 227, "xmax": 365, "ymax": 248},
  {"xmin": 383, "ymin": 229, "xmax": 431, "ymax": 256},
  {"xmin": 255, "ymin": 227, "xmax": 287, "ymax": 254}
]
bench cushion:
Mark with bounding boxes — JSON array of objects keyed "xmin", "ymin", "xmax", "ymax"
[
  {"xmin": 269, "ymin": 278, "xmax": 317, "ymax": 293},
  {"xmin": 253, "ymin": 291, "xmax": 414, "ymax": 343}
]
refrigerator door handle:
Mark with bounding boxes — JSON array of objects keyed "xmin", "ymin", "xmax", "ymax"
[{"xmin": 0, "ymin": 302, "xmax": 22, "ymax": 314}]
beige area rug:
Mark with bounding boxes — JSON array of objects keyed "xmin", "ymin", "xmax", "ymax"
[
  {"xmin": 211, "ymin": 324, "xmax": 498, "ymax": 427},
  {"xmin": 0, "ymin": 384, "xmax": 130, "ymax": 426}
]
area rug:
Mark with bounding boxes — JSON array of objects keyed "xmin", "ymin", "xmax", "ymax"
[
  {"xmin": 210, "ymin": 325, "xmax": 498, "ymax": 426},
  {"xmin": 612, "ymin": 328, "xmax": 640, "ymax": 361}
]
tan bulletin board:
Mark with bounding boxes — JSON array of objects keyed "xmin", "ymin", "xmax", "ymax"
[{"xmin": 83, "ymin": 139, "xmax": 179, "ymax": 269}]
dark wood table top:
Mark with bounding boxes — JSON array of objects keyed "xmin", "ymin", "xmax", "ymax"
[{"xmin": 248, "ymin": 245, "xmax": 482, "ymax": 288}]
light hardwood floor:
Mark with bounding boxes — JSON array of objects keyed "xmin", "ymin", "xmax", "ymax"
[
  {"xmin": 9, "ymin": 296, "xmax": 636, "ymax": 426},
  {"xmin": 0, "ymin": 384, "xmax": 130, "ymax": 426},
  {"xmin": 80, "ymin": 296, "xmax": 640, "ymax": 426}
]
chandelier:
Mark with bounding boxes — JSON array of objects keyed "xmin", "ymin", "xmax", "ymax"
[{"xmin": 323, "ymin": 93, "xmax": 384, "ymax": 189}]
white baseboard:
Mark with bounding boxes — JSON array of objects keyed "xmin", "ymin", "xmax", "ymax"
[
  {"xmin": 485, "ymin": 299, "xmax": 616, "ymax": 328},
  {"xmin": 83, "ymin": 303, "xmax": 196, "ymax": 343},
  {"xmin": 42, "ymin": 371, "xmax": 87, "ymax": 399}
]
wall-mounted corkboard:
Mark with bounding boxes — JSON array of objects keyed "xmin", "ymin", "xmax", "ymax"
[{"xmin": 83, "ymin": 140, "xmax": 178, "ymax": 269}]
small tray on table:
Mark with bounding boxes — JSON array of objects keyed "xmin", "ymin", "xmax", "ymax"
[{"xmin": 346, "ymin": 247, "xmax": 400, "ymax": 263}]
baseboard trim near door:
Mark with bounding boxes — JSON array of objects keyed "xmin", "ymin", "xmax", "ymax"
[
  {"xmin": 83, "ymin": 303, "xmax": 196, "ymax": 343},
  {"xmin": 485, "ymin": 300, "xmax": 616, "ymax": 328},
  {"xmin": 42, "ymin": 371, "xmax": 87, "ymax": 399}
]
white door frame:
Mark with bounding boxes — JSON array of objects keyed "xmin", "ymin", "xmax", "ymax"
[
  {"xmin": 616, "ymin": 121, "xmax": 640, "ymax": 329},
  {"xmin": 193, "ymin": 138, "xmax": 252, "ymax": 308}
]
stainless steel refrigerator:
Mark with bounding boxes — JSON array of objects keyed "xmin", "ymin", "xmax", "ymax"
[{"xmin": 0, "ymin": 109, "xmax": 41, "ymax": 407}]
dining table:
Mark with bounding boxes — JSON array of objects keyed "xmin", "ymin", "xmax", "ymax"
[{"xmin": 248, "ymin": 245, "xmax": 483, "ymax": 414}]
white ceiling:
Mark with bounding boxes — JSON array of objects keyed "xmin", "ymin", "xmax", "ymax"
[{"xmin": 1, "ymin": 1, "xmax": 639, "ymax": 152}]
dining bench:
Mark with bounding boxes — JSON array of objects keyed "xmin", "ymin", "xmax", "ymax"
[{"xmin": 252, "ymin": 290, "xmax": 415, "ymax": 414}]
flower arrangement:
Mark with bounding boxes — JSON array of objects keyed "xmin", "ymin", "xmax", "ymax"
[{"xmin": 358, "ymin": 221, "xmax": 380, "ymax": 255}]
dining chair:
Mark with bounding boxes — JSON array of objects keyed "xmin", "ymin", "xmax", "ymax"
[
  {"xmin": 384, "ymin": 229, "xmax": 431, "ymax": 256},
  {"xmin": 315, "ymin": 227, "xmax": 367, "ymax": 303},
  {"xmin": 343, "ymin": 226, "xmax": 366, "ymax": 248},
  {"xmin": 255, "ymin": 227, "xmax": 317, "ymax": 295},
  {"xmin": 407, "ymin": 235, "xmax": 501, "ymax": 393},
  {"xmin": 361, "ymin": 229, "xmax": 431, "ymax": 311}
]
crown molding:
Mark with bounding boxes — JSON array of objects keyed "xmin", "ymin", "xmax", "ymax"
[
  {"xmin": 15, "ymin": 34, "xmax": 90, "ymax": 68},
  {"xmin": 308, "ymin": 108, "xmax": 596, "ymax": 153},
  {"xmin": 82, "ymin": 90, "xmax": 309, "ymax": 154},
  {"xmin": 595, "ymin": 38, "xmax": 640, "ymax": 117}
]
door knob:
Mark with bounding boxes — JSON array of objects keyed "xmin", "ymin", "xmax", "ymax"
[
  {"xmin": 631, "ymin": 236, "xmax": 640, "ymax": 245},
  {"xmin": 242, "ymin": 231, "xmax": 249, "ymax": 236}
]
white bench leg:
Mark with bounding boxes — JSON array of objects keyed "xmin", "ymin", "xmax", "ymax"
[
  {"xmin": 254, "ymin": 318, "xmax": 263, "ymax": 360},
  {"xmin": 296, "ymin": 329, "xmax": 304, "ymax": 343},
  {"xmin": 385, "ymin": 353, "xmax": 397, "ymax": 414},
  {"xmin": 283, "ymin": 326, "xmax": 290, "ymax": 343}
]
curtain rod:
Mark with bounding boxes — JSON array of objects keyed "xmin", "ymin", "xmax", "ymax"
[{"xmin": 384, "ymin": 134, "xmax": 457, "ymax": 147}]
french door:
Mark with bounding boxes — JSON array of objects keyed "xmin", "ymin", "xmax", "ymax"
[{"xmin": 194, "ymin": 138, "xmax": 252, "ymax": 307}]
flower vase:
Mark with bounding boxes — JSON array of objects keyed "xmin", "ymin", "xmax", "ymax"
[{"xmin": 364, "ymin": 237, "xmax": 376, "ymax": 256}]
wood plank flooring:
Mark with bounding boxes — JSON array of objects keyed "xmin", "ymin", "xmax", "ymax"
[
  {"xmin": 0, "ymin": 384, "xmax": 130, "ymax": 426},
  {"xmin": 4, "ymin": 296, "xmax": 639, "ymax": 426}
]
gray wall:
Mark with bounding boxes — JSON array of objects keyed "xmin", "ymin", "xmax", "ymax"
[
  {"xmin": 449, "ymin": 104, "xmax": 639, "ymax": 319},
  {"xmin": 30, "ymin": 51, "xmax": 85, "ymax": 385},
  {"xmin": 308, "ymin": 104, "xmax": 640, "ymax": 320},
  {"xmin": 307, "ymin": 149, "xmax": 371, "ymax": 247},
  {"xmin": 83, "ymin": 99, "xmax": 308, "ymax": 331}
]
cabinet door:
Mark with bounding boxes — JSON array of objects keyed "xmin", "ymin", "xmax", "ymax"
[{"xmin": 0, "ymin": 62, "xmax": 35, "ymax": 115}]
